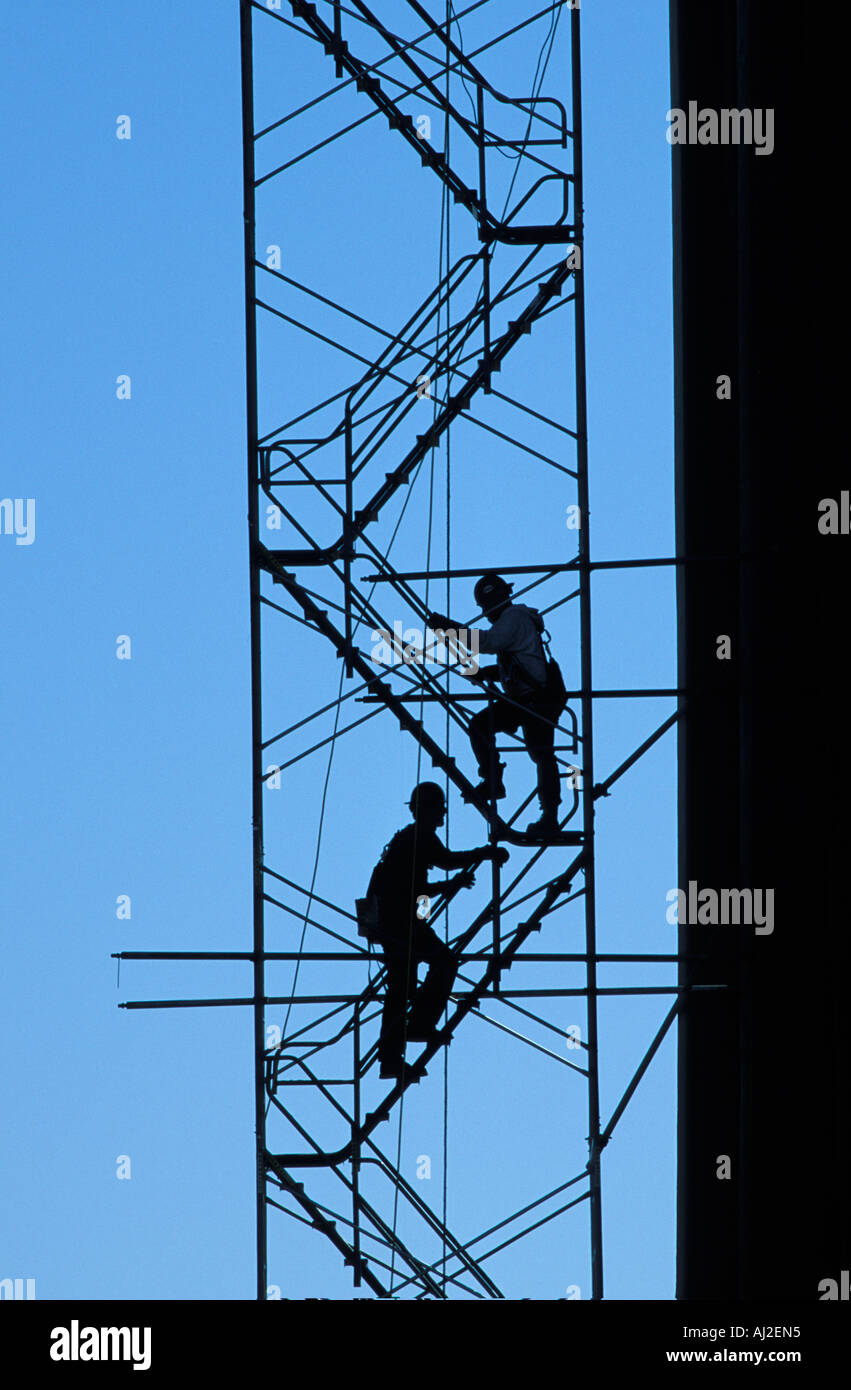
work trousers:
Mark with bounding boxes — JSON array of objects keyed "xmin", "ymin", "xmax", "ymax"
[
  {"xmin": 378, "ymin": 919, "xmax": 456, "ymax": 1065},
  {"xmin": 469, "ymin": 690, "xmax": 561, "ymax": 815}
]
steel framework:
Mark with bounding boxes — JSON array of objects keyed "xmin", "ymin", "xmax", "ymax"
[{"xmin": 117, "ymin": 0, "xmax": 696, "ymax": 1300}]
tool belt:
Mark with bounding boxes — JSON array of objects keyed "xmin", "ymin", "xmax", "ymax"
[{"xmin": 355, "ymin": 892, "xmax": 384, "ymax": 944}]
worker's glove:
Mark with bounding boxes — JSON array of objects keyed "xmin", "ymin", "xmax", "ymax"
[
  {"xmin": 464, "ymin": 664, "xmax": 497, "ymax": 685},
  {"xmin": 489, "ymin": 846, "xmax": 510, "ymax": 867},
  {"xmin": 455, "ymin": 868, "xmax": 476, "ymax": 891},
  {"xmin": 426, "ymin": 610, "xmax": 453, "ymax": 632}
]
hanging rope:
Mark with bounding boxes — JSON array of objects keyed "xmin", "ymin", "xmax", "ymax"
[
  {"xmin": 442, "ymin": 0, "xmax": 455, "ymax": 1294},
  {"xmin": 389, "ymin": 4, "xmax": 462, "ymax": 1287}
]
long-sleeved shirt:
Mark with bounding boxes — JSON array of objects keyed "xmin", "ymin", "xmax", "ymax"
[
  {"xmin": 474, "ymin": 604, "xmax": 548, "ymax": 694},
  {"xmin": 368, "ymin": 825, "xmax": 478, "ymax": 923}
]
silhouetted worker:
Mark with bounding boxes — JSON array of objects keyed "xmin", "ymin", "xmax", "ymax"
[
  {"xmin": 427, "ymin": 573, "xmax": 567, "ymax": 838},
  {"xmin": 364, "ymin": 781, "xmax": 508, "ymax": 1079}
]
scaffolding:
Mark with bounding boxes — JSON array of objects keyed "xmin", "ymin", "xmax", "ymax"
[{"xmin": 117, "ymin": 0, "xmax": 688, "ymax": 1300}]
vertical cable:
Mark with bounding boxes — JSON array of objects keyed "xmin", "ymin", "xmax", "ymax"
[
  {"xmin": 569, "ymin": 3, "xmax": 603, "ymax": 1302},
  {"xmin": 239, "ymin": 0, "xmax": 267, "ymax": 1304},
  {"xmin": 442, "ymin": 0, "xmax": 453, "ymax": 1291}
]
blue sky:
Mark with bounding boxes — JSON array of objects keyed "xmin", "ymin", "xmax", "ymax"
[{"xmin": 2, "ymin": 0, "xmax": 675, "ymax": 1300}]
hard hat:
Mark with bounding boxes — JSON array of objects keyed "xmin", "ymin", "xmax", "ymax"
[
  {"xmin": 474, "ymin": 572, "xmax": 513, "ymax": 611},
  {"xmin": 409, "ymin": 781, "xmax": 446, "ymax": 813}
]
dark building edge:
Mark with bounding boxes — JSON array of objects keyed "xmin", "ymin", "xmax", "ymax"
[{"xmin": 672, "ymin": 0, "xmax": 849, "ymax": 1299}]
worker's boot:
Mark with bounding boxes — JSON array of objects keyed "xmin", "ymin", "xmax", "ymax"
[
  {"xmin": 405, "ymin": 1024, "xmax": 437, "ymax": 1044},
  {"xmin": 379, "ymin": 1056, "xmax": 422, "ymax": 1082},
  {"xmin": 525, "ymin": 806, "xmax": 560, "ymax": 840},
  {"xmin": 473, "ymin": 759, "xmax": 506, "ymax": 802},
  {"xmin": 406, "ymin": 1010, "xmax": 444, "ymax": 1043}
]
